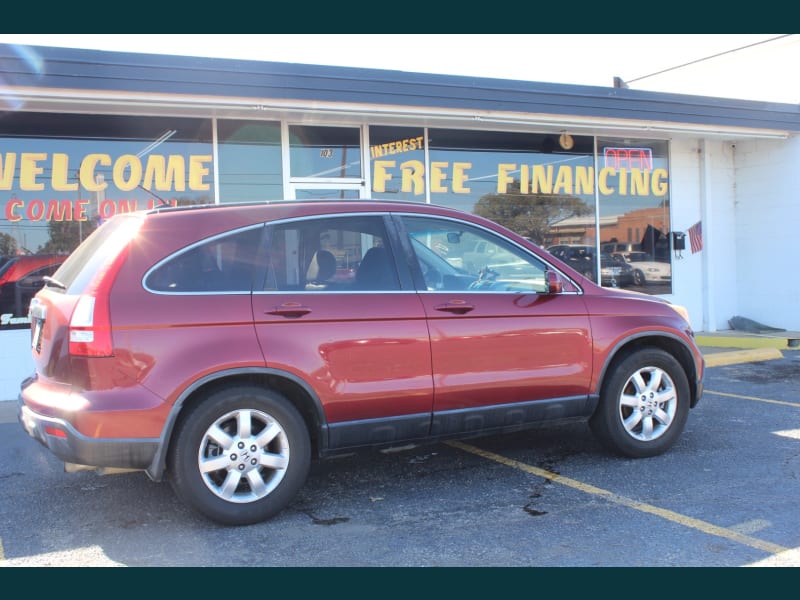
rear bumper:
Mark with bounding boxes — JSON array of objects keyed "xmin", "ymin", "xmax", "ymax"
[{"xmin": 18, "ymin": 395, "xmax": 159, "ymax": 471}]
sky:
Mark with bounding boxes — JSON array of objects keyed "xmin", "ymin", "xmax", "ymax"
[{"xmin": 1, "ymin": 33, "xmax": 798, "ymax": 104}]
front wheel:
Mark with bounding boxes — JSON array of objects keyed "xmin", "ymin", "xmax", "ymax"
[
  {"xmin": 590, "ymin": 349, "xmax": 690, "ymax": 458},
  {"xmin": 168, "ymin": 386, "xmax": 311, "ymax": 526}
]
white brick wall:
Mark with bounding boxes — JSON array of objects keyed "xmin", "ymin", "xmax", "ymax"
[
  {"xmin": 659, "ymin": 134, "xmax": 798, "ymax": 333},
  {"xmin": 733, "ymin": 135, "xmax": 800, "ymax": 330},
  {"xmin": 668, "ymin": 137, "xmax": 705, "ymax": 330}
]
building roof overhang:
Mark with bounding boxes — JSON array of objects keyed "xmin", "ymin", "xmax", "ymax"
[{"xmin": 1, "ymin": 43, "xmax": 798, "ymax": 140}]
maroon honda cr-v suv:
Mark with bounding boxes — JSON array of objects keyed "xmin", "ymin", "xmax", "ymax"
[{"xmin": 18, "ymin": 200, "xmax": 704, "ymax": 525}]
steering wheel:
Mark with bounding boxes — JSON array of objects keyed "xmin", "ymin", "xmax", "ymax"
[{"xmin": 468, "ymin": 265, "xmax": 498, "ymax": 290}]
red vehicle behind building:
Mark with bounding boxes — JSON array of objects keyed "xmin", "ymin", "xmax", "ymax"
[{"xmin": 0, "ymin": 254, "xmax": 65, "ymax": 327}]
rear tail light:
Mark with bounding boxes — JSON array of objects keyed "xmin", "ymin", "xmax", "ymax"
[
  {"xmin": 68, "ymin": 246, "xmax": 130, "ymax": 358},
  {"xmin": 69, "ymin": 295, "xmax": 113, "ymax": 356}
]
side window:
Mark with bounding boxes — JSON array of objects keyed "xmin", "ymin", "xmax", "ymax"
[
  {"xmin": 401, "ymin": 216, "xmax": 548, "ymax": 293},
  {"xmin": 261, "ymin": 215, "xmax": 401, "ymax": 292},
  {"xmin": 146, "ymin": 226, "xmax": 264, "ymax": 293}
]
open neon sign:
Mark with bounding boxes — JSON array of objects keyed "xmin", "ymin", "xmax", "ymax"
[{"xmin": 604, "ymin": 147, "xmax": 653, "ymax": 170}]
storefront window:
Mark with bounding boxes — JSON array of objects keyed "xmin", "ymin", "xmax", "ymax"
[
  {"xmin": 595, "ymin": 138, "xmax": 672, "ymax": 294},
  {"xmin": 427, "ymin": 128, "xmax": 597, "ymax": 250},
  {"xmin": 0, "ymin": 113, "xmax": 675, "ymax": 334},
  {"xmin": 288, "ymin": 125, "xmax": 361, "ymax": 179},
  {"xmin": 369, "ymin": 126, "xmax": 426, "ymax": 201},
  {"xmin": 217, "ymin": 120, "xmax": 282, "ymax": 202},
  {"xmin": 0, "ymin": 112, "xmax": 213, "ymax": 328},
  {"xmin": 366, "ymin": 127, "xmax": 672, "ymax": 295}
]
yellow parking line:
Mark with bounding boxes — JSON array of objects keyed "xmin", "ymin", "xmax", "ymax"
[
  {"xmin": 447, "ymin": 440, "xmax": 789, "ymax": 556},
  {"xmin": 706, "ymin": 390, "xmax": 800, "ymax": 408}
]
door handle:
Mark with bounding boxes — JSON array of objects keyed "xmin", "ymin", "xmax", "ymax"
[
  {"xmin": 434, "ymin": 300, "xmax": 475, "ymax": 314},
  {"xmin": 265, "ymin": 303, "xmax": 312, "ymax": 318}
]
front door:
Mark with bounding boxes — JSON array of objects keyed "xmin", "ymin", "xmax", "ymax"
[{"xmin": 397, "ymin": 215, "xmax": 593, "ymax": 430}]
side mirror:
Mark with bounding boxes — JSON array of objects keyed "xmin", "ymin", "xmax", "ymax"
[{"xmin": 546, "ymin": 270, "xmax": 563, "ymax": 294}]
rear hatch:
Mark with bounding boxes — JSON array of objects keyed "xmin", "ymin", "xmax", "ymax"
[{"xmin": 30, "ymin": 214, "xmax": 144, "ymax": 383}]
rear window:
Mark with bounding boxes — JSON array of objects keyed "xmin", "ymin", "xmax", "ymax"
[
  {"xmin": 51, "ymin": 214, "xmax": 144, "ymax": 293},
  {"xmin": 145, "ymin": 226, "xmax": 264, "ymax": 293}
]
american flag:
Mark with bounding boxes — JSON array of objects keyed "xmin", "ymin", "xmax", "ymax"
[{"xmin": 688, "ymin": 221, "xmax": 703, "ymax": 253}]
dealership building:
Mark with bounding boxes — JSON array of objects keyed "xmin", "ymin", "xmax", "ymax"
[{"xmin": 1, "ymin": 42, "xmax": 799, "ymax": 396}]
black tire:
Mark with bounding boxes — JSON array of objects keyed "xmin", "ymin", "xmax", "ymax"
[
  {"xmin": 633, "ymin": 269, "xmax": 645, "ymax": 286},
  {"xmin": 589, "ymin": 348, "xmax": 690, "ymax": 458},
  {"xmin": 168, "ymin": 386, "xmax": 311, "ymax": 526}
]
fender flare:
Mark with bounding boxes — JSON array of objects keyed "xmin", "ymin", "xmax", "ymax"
[
  {"xmin": 145, "ymin": 366, "xmax": 327, "ymax": 481},
  {"xmin": 594, "ymin": 331, "xmax": 702, "ymax": 404}
]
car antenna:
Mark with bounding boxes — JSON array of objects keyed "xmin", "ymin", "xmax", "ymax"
[{"xmin": 137, "ymin": 184, "xmax": 173, "ymax": 207}]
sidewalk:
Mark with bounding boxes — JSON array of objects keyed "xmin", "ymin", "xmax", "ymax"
[{"xmin": 696, "ymin": 329, "xmax": 798, "ymax": 367}]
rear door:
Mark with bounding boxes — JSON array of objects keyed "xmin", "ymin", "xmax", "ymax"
[{"xmin": 251, "ymin": 214, "xmax": 433, "ymax": 449}]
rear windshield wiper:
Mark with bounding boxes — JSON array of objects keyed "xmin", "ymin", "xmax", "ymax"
[{"xmin": 43, "ymin": 276, "xmax": 67, "ymax": 290}]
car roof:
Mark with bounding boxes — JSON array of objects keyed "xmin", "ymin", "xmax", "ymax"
[
  {"xmin": 134, "ymin": 200, "xmax": 516, "ymax": 242},
  {"xmin": 147, "ymin": 199, "xmax": 464, "ymax": 218}
]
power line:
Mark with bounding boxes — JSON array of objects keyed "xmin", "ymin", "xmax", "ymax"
[{"xmin": 619, "ymin": 35, "xmax": 793, "ymax": 87}]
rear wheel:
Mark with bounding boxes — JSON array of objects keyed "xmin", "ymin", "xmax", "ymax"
[
  {"xmin": 168, "ymin": 386, "xmax": 311, "ymax": 525},
  {"xmin": 590, "ymin": 348, "xmax": 689, "ymax": 458}
]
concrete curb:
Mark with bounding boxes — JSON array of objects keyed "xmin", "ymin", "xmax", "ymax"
[
  {"xmin": 696, "ymin": 333, "xmax": 799, "ymax": 350},
  {"xmin": 703, "ymin": 347, "xmax": 784, "ymax": 368}
]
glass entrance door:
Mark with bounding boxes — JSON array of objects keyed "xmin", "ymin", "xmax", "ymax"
[{"xmin": 286, "ymin": 124, "xmax": 366, "ymax": 200}]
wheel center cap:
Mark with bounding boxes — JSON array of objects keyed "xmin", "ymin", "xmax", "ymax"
[{"xmin": 230, "ymin": 439, "xmax": 259, "ymax": 473}]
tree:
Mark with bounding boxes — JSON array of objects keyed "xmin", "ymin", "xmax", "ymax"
[
  {"xmin": 0, "ymin": 232, "xmax": 18, "ymax": 256},
  {"xmin": 473, "ymin": 180, "xmax": 592, "ymax": 246}
]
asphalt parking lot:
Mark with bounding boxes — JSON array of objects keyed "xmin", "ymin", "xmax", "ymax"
[{"xmin": 1, "ymin": 344, "xmax": 799, "ymax": 568}]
